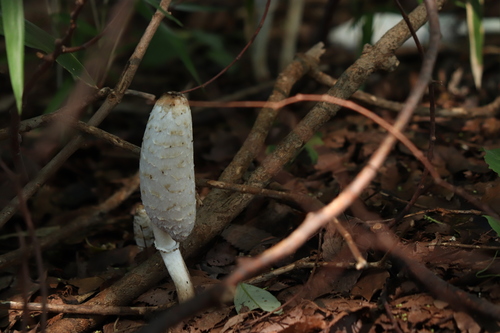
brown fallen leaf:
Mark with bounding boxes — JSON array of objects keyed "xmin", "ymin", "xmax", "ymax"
[{"xmin": 351, "ymin": 270, "xmax": 390, "ymax": 301}]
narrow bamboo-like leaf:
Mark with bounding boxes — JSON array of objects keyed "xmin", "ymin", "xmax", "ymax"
[
  {"xmin": 1, "ymin": 0, "xmax": 25, "ymax": 113},
  {"xmin": 234, "ymin": 283, "xmax": 282, "ymax": 314},
  {"xmin": 0, "ymin": 16, "xmax": 96, "ymax": 87},
  {"xmin": 466, "ymin": 0, "xmax": 484, "ymax": 89}
]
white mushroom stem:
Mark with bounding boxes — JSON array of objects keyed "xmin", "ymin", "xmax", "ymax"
[
  {"xmin": 139, "ymin": 92, "xmax": 196, "ymax": 302},
  {"xmin": 151, "ymin": 223, "xmax": 194, "ymax": 302}
]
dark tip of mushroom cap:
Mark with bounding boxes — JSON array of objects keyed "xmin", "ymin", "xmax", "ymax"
[{"xmin": 157, "ymin": 92, "xmax": 189, "ymax": 109}]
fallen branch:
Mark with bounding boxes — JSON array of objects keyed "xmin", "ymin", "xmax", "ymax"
[
  {"xmin": 0, "ymin": 301, "xmax": 167, "ymax": 316},
  {"xmin": 0, "ymin": 173, "xmax": 139, "ymax": 270}
]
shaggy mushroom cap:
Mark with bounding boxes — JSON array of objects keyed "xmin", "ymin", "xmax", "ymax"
[{"xmin": 139, "ymin": 92, "xmax": 196, "ymax": 242}]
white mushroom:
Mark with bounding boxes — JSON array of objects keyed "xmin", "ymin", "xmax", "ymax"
[{"xmin": 139, "ymin": 92, "xmax": 196, "ymax": 302}]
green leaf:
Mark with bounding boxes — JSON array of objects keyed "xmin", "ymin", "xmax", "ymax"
[
  {"xmin": 466, "ymin": 0, "xmax": 484, "ymax": 89},
  {"xmin": 484, "ymin": 148, "xmax": 500, "ymax": 175},
  {"xmin": 303, "ymin": 133, "xmax": 324, "ymax": 165},
  {"xmin": 191, "ymin": 30, "xmax": 234, "ymax": 71},
  {"xmin": 0, "ymin": 16, "xmax": 96, "ymax": 87},
  {"xmin": 234, "ymin": 283, "xmax": 282, "ymax": 314},
  {"xmin": 160, "ymin": 26, "xmax": 201, "ymax": 84},
  {"xmin": 1, "ymin": 0, "xmax": 25, "ymax": 114},
  {"xmin": 483, "ymin": 215, "xmax": 500, "ymax": 237},
  {"xmin": 482, "ymin": 148, "xmax": 500, "ymax": 236}
]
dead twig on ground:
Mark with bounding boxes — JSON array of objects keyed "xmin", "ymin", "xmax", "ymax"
[
  {"xmin": 0, "ymin": 301, "xmax": 168, "ymax": 316},
  {"xmin": 246, "ymin": 257, "xmax": 386, "ymax": 285},
  {"xmin": 372, "ymin": 226, "xmax": 500, "ymax": 321},
  {"xmin": 0, "ymin": 173, "xmax": 139, "ymax": 270}
]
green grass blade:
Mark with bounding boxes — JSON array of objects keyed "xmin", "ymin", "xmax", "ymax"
[
  {"xmin": 1, "ymin": 0, "xmax": 25, "ymax": 114},
  {"xmin": 466, "ymin": 0, "xmax": 484, "ymax": 89}
]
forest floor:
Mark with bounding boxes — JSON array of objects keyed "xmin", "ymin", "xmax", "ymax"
[{"xmin": 1, "ymin": 1, "xmax": 500, "ymax": 332}]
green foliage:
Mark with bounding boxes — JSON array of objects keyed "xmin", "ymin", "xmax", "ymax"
[
  {"xmin": 191, "ymin": 30, "xmax": 235, "ymax": 71},
  {"xmin": 234, "ymin": 283, "xmax": 282, "ymax": 314},
  {"xmin": 140, "ymin": 0, "xmax": 229, "ymax": 83},
  {"xmin": 1, "ymin": 0, "xmax": 25, "ymax": 114},
  {"xmin": 137, "ymin": 1, "xmax": 201, "ymax": 84},
  {"xmin": 482, "ymin": 148, "xmax": 500, "ymax": 237},
  {"xmin": 484, "ymin": 149, "xmax": 500, "ymax": 174},
  {"xmin": 423, "ymin": 215, "xmax": 444, "ymax": 224},
  {"xmin": 483, "ymin": 216, "xmax": 500, "ymax": 238},
  {"xmin": 303, "ymin": 133, "xmax": 324, "ymax": 165},
  {"xmin": 0, "ymin": 15, "xmax": 96, "ymax": 87}
]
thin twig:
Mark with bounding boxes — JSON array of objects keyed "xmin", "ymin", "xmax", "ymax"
[
  {"xmin": 62, "ymin": 31, "xmax": 104, "ymax": 53},
  {"xmin": 0, "ymin": 301, "xmax": 169, "ymax": 316},
  {"xmin": 22, "ymin": 0, "xmax": 89, "ymax": 98},
  {"xmin": 427, "ymin": 242, "xmax": 500, "ymax": 250},
  {"xmin": 181, "ymin": 0, "xmax": 272, "ymax": 94}
]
